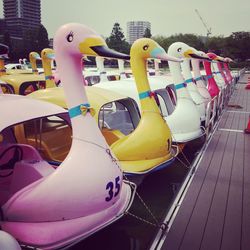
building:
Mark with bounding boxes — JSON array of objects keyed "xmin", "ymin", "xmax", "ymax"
[
  {"xmin": 127, "ymin": 21, "xmax": 151, "ymax": 44},
  {"xmin": 3, "ymin": 0, "xmax": 41, "ymax": 38}
]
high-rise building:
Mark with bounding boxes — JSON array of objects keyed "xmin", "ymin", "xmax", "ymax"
[
  {"xmin": 3, "ymin": 0, "xmax": 41, "ymax": 38},
  {"xmin": 127, "ymin": 21, "xmax": 151, "ymax": 44}
]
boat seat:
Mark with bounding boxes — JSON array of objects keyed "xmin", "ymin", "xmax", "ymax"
[
  {"xmin": 10, "ymin": 159, "xmax": 54, "ymax": 195},
  {"xmin": 0, "ymin": 143, "xmax": 54, "ymax": 202}
]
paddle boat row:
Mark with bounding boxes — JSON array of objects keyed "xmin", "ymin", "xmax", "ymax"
[{"xmin": 0, "ymin": 22, "xmax": 238, "ymax": 249}]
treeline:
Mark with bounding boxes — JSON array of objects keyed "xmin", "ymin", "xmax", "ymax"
[
  {"xmin": 106, "ymin": 23, "xmax": 250, "ymax": 68},
  {"xmin": 0, "ymin": 24, "xmax": 49, "ymax": 61},
  {"xmin": 1, "ymin": 21, "xmax": 250, "ymax": 68},
  {"xmin": 153, "ymin": 32, "xmax": 250, "ymax": 68}
]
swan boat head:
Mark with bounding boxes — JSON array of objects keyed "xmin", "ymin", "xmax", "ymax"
[
  {"xmin": 108, "ymin": 38, "xmax": 181, "ymax": 173},
  {"xmin": 41, "ymin": 48, "xmax": 57, "ymax": 88},
  {"xmin": 29, "ymin": 52, "xmax": 41, "ymax": 75}
]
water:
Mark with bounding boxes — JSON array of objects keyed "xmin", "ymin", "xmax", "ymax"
[{"xmin": 70, "ymin": 138, "xmax": 205, "ymax": 250}]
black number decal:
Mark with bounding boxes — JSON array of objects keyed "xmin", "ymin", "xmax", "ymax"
[
  {"xmin": 105, "ymin": 181, "xmax": 114, "ymax": 202},
  {"xmin": 114, "ymin": 176, "xmax": 121, "ymax": 197},
  {"xmin": 105, "ymin": 176, "xmax": 121, "ymax": 202}
]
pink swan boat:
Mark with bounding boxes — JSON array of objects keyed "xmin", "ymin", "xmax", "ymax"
[
  {"xmin": 204, "ymin": 53, "xmax": 220, "ymax": 98},
  {"xmin": 0, "ymin": 23, "xmax": 135, "ymax": 249}
]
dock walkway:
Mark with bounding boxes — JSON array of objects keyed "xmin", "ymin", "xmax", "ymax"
[{"xmin": 156, "ymin": 79, "xmax": 250, "ymax": 250}]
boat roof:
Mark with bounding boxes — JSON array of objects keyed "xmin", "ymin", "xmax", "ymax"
[
  {"xmin": 28, "ymin": 86, "xmax": 130, "ymax": 118},
  {"xmin": 0, "ymin": 94, "xmax": 66, "ymax": 132},
  {"xmin": 96, "ymin": 77, "xmax": 174, "ymax": 107},
  {"xmin": 0, "ymin": 74, "xmax": 45, "ymax": 85},
  {"xmin": 5, "ymin": 63, "xmax": 23, "ymax": 69}
]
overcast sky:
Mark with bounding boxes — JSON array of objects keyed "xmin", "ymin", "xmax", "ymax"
[{"xmin": 1, "ymin": 0, "xmax": 250, "ymax": 39}]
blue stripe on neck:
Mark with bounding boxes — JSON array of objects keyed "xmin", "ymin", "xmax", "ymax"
[
  {"xmin": 175, "ymin": 82, "xmax": 186, "ymax": 90},
  {"xmin": 45, "ymin": 75, "xmax": 54, "ymax": 80},
  {"xmin": 139, "ymin": 91, "xmax": 151, "ymax": 100},
  {"xmin": 69, "ymin": 103, "xmax": 90, "ymax": 118},
  {"xmin": 195, "ymin": 76, "xmax": 202, "ymax": 81},
  {"xmin": 185, "ymin": 78, "xmax": 193, "ymax": 84},
  {"xmin": 206, "ymin": 74, "xmax": 213, "ymax": 79}
]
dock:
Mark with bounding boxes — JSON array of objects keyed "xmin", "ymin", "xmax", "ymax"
[{"xmin": 152, "ymin": 75, "xmax": 250, "ymax": 250}]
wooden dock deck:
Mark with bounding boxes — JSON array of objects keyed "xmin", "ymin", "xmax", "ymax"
[{"xmin": 155, "ymin": 79, "xmax": 250, "ymax": 250}]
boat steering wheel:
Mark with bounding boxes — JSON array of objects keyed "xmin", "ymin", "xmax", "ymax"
[{"xmin": 0, "ymin": 145, "xmax": 23, "ymax": 177}]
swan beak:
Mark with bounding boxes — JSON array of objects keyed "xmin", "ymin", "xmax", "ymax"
[
  {"xmin": 79, "ymin": 37, "xmax": 130, "ymax": 60},
  {"xmin": 46, "ymin": 53, "xmax": 55, "ymax": 60},
  {"xmin": 34, "ymin": 53, "xmax": 41, "ymax": 60},
  {"xmin": 228, "ymin": 58, "xmax": 234, "ymax": 63},
  {"xmin": 150, "ymin": 47, "xmax": 182, "ymax": 62},
  {"xmin": 83, "ymin": 56, "xmax": 91, "ymax": 62},
  {"xmin": 185, "ymin": 49, "xmax": 209, "ymax": 60},
  {"xmin": 216, "ymin": 56, "xmax": 225, "ymax": 63}
]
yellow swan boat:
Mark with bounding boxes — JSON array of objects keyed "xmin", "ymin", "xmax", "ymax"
[
  {"xmin": 0, "ymin": 49, "xmax": 57, "ymax": 95},
  {"xmin": 29, "ymin": 38, "xmax": 180, "ymax": 175}
]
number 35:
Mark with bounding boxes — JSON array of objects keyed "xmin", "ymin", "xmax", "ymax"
[{"xmin": 105, "ymin": 176, "xmax": 121, "ymax": 202}]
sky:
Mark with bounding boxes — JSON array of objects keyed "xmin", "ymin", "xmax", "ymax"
[{"xmin": 1, "ymin": 0, "xmax": 250, "ymax": 39}]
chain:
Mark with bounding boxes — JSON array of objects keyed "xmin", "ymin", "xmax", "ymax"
[
  {"xmin": 125, "ymin": 211, "xmax": 159, "ymax": 228},
  {"xmin": 73, "ymin": 136, "xmax": 162, "ymax": 228},
  {"xmin": 122, "ymin": 174, "xmax": 161, "ymax": 227},
  {"xmin": 170, "ymin": 131, "xmax": 191, "ymax": 169},
  {"xmin": 175, "ymin": 154, "xmax": 191, "ymax": 169}
]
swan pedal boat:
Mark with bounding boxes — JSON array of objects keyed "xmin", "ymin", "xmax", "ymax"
[
  {"xmin": 0, "ymin": 74, "xmax": 46, "ymax": 95},
  {"xmin": 29, "ymin": 84, "xmax": 177, "ymax": 175},
  {"xmin": 29, "ymin": 37, "xmax": 181, "ymax": 176},
  {"xmin": 0, "ymin": 23, "xmax": 138, "ymax": 249},
  {"xmin": 0, "ymin": 94, "xmax": 135, "ymax": 250}
]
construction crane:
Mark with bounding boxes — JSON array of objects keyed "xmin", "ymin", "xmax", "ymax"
[{"xmin": 194, "ymin": 9, "xmax": 212, "ymax": 37}]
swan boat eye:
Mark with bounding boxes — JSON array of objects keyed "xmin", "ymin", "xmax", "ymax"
[
  {"xmin": 143, "ymin": 44, "xmax": 149, "ymax": 51},
  {"xmin": 66, "ymin": 32, "xmax": 74, "ymax": 42},
  {"xmin": 177, "ymin": 47, "xmax": 182, "ymax": 52}
]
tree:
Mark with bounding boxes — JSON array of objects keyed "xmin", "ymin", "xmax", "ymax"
[
  {"xmin": 143, "ymin": 28, "xmax": 152, "ymax": 38},
  {"xmin": 37, "ymin": 24, "xmax": 49, "ymax": 51},
  {"xmin": 224, "ymin": 32, "xmax": 250, "ymax": 62},
  {"xmin": 106, "ymin": 23, "xmax": 130, "ymax": 54},
  {"xmin": 153, "ymin": 33, "xmax": 205, "ymax": 53},
  {"xmin": 22, "ymin": 24, "xmax": 49, "ymax": 59}
]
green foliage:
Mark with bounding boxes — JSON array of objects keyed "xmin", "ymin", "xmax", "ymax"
[
  {"xmin": 23, "ymin": 24, "xmax": 49, "ymax": 56},
  {"xmin": 0, "ymin": 24, "xmax": 49, "ymax": 61},
  {"xmin": 153, "ymin": 33, "xmax": 206, "ymax": 53},
  {"xmin": 153, "ymin": 32, "xmax": 250, "ymax": 66},
  {"xmin": 106, "ymin": 22, "xmax": 130, "ymax": 54},
  {"xmin": 143, "ymin": 28, "xmax": 152, "ymax": 38}
]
